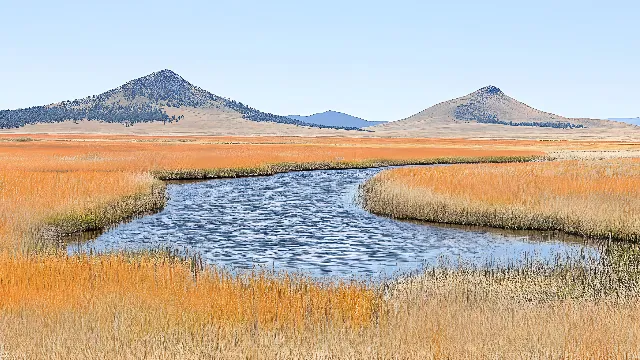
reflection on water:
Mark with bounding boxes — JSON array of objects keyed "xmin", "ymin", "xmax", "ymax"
[{"xmin": 69, "ymin": 168, "xmax": 597, "ymax": 278}]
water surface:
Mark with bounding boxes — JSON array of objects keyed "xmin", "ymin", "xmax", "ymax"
[{"xmin": 71, "ymin": 168, "xmax": 594, "ymax": 278}]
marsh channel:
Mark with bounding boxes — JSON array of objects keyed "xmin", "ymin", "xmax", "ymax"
[{"xmin": 69, "ymin": 167, "xmax": 597, "ymax": 279}]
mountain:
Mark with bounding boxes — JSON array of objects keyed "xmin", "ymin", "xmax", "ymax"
[
  {"xmin": 287, "ymin": 111, "xmax": 385, "ymax": 129},
  {"xmin": 394, "ymin": 85, "xmax": 584, "ymax": 128},
  {"xmin": 372, "ymin": 85, "xmax": 636, "ymax": 139},
  {"xmin": 609, "ymin": 118, "xmax": 640, "ymax": 126},
  {"xmin": 0, "ymin": 70, "xmax": 359, "ymax": 131},
  {"xmin": 1, "ymin": 75, "xmax": 636, "ymax": 139}
]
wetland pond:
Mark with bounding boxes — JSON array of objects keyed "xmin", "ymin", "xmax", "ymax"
[{"xmin": 70, "ymin": 167, "xmax": 597, "ymax": 279}]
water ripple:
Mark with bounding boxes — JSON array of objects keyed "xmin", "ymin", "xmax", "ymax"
[{"xmin": 71, "ymin": 168, "xmax": 595, "ymax": 278}]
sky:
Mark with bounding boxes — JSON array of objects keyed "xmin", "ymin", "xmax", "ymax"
[{"xmin": 1, "ymin": 0, "xmax": 638, "ymax": 122}]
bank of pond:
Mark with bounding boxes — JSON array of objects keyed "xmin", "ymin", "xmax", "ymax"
[{"xmin": 68, "ymin": 166, "xmax": 609, "ymax": 279}]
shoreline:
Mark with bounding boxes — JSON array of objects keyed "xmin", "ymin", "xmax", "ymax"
[
  {"xmin": 35, "ymin": 155, "xmax": 542, "ymax": 249},
  {"xmin": 6, "ymin": 154, "xmax": 640, "ymax": 358},
  {"xmin": 360, "ymin": 161, "xmax": 640, "ymax": 243}
]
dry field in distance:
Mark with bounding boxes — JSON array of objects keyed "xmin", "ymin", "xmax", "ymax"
[{"xmin": 1, "ymin": 135, "xmax": 640, "ymax": 358}]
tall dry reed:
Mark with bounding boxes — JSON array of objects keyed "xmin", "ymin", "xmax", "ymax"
[
  {"xmin": 362, "ymin": 158, "xmax": 640, "ymax": 241},
  {"xmin": 1, "ymin": 136, "xmax": 640, "ymax": 358},
  {"xmin": 2, "ymin": 251, "xmax": 640, "ymax": 358},
  {"xmin": 0, "ymin": 137, "xmax": 541, "ymax": 250}
]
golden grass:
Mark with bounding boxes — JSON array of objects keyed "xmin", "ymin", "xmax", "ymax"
[
  {"xmin": 362, "ymin": 158, "xmax": 640, "ymax": 241},
  {"xmin": 0, "ymin": 252, "xmax": 376, "ymax": 329},
  {"xmin": 550, "ymin": 149, "xmax": 640, "ymax": 160},
  {"xmin": 0, "ymin": 170, "xmax": 164, "ymax": 250},
  {"xmin": 0, "ymin": 137, "xmax": 542, "ymax": 251},
  {"xmin": 2, "ymin": 252, "xmax": 640, "ymax": 358},
  {"xmin": 0, "ymin": 251, "xmax": 381, "ymax": 359},
  {"xmin": 2, "ymin": 136, "xmax": 640, "ymax": 358}
]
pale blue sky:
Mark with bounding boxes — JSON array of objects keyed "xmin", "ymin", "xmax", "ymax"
[{"xmin": 1, "ymin": 0, "xmax": 638, "ymax": 121}]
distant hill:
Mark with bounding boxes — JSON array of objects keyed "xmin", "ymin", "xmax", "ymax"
[
  {"xmin": 392, "ymin": 85, "xmax": 589, "ymax": 128},
  {"xmin": 371, "ymin": 85, "xmax": 636, "ymax": 139},
  {"xmin": 287, "ymin": 111, "xmax": 385, "ymax": 129},
  {"xmin": 1, "ymin": 75, "xmax": 637, "ymax": 139},
  {"xmin": 0, "ymin": 70, "xmax": 359, "ymax": 131},
  {"xmin": 609, "ymin": 118, "xmax": 640, "ymax": 126}
]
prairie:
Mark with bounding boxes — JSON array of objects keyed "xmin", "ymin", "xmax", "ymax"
[
  {"xmin": 361, "ymin": 158, "xmax": 640, "ymax": 241},
  {"xmin": 1, "ymin": 135, "xmax": 640, "ymax": 358}
]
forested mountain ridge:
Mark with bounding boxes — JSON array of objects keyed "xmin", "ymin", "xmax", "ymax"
[
  {"xmin": 0, "ymin": 70, "xmax": 359, "ymax": 130},
  {"xmin": 451, "ymin": 86, "xmax": 584, "ymax": 129}
]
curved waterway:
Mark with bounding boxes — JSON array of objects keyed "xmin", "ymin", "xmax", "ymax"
[{"xmin": 70, "ymin": 168, "xmax": 596, "ymax": 278}]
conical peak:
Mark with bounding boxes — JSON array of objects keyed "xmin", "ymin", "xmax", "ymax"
[
  {"xmin": 474, "ymin": 85, "xmax": 503, "ymax": 96},
  {"xmin": 134, "ymin": 69, "xmax": 185, "ymax": 84}
]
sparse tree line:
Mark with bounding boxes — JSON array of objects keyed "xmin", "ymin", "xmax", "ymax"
[
  {"xmin": 0, "ymin": 99, "xmax": 357, "ymax": 130},
  {"xmin": 454, "ymin": 103, "xmax": 585, "ymax": 129},
  {"xmin": 0, "ymin": 103, "xmax": 185, "ymax": 129},
  {"xmin": 116, "ymin": 70, "xmax": 361, "ymax": 130},
  {"xmin": 0, "ymin": 69, "xmax": 359, "ymax": 130}
]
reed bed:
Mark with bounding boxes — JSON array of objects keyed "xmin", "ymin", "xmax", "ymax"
[
  {"xmin": 0, "ymin": 138, "xmax": 541, "ymax": 251},
  {"xmin": 362, "ymin": 158, "xmax": 640, "ymax": 241},
  {"xmin": 0, "ymin": 251, "xmax": 377, "ymax": 329},
  {"xmin": 0, "ymin": 139, "xmax": 543, "ymax": 173},
  {"xmin": 2, "ymin": 250, "xmax": 640, "ymax": 358},
  {"xmin": 0, "ymin": 251, "xmax": 381, "ymax": 358},
  {"xmin": 0, "ymin": 170, "xmax": 164, "ymax": 251},
  {"xmin": 2, "ymin": 136, "xmax": 640, "ymax": 358}
]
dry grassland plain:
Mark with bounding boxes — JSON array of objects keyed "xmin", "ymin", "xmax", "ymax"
[
  {"xmin": 1, "ymin": 135, "xmax": 640, "ymax": 358},
  {"xmin": 362, "ymin": 159, "xmax": 640, "ymax": 241}
]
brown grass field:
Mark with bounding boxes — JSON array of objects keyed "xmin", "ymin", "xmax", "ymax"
[
  {"xmin": 361, "ymin": 158, "xmax": 640, "ymax": 241},
  {"xmin": 1, "ymin": 135, "xmax": 640, "ymax": 358}
]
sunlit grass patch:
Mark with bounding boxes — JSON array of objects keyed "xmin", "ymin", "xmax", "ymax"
[
  {"xmin": 0, "ymin": 251, "xmax": 379, "ymax": 330},
  {"xmin": 3, "ymin": 136, "xmax": 640, "ymax": 357},
  {"xmin": 362, "ymin": 158, "xmax": 640, "ymax": 241}
]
